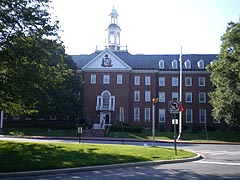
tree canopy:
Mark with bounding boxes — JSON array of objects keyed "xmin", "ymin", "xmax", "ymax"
[
  {"xmin": 207, "ymin": 21, "xmax": 240, "ymax": 128},
  {"xmin": 0, "ymin": 0, "xmax": 73, "ymax": 115}
]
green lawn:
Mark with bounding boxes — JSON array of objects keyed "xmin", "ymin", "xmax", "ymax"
[{"xmin": 0, "ymin": 141, "xmax": 195, "ymax": 173}]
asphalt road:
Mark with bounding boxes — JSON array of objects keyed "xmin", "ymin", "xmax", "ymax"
[{"xmin": 1, "ymin": 137, "xmax": 240, "ymax": 180}]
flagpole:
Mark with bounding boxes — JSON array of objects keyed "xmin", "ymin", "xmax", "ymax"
[{"xmin": 177, "ymin": 46, "xmax": 183, "ymax": 140}]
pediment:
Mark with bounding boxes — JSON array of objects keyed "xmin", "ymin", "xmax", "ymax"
[{"xmin": 82, "ymin": 49, "xmax": 132, "ymax": 70}]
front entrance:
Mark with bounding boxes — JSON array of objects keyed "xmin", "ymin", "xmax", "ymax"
[{"xmin": 100, "ymin": 112, "xmax": 111, "ymax": 129}]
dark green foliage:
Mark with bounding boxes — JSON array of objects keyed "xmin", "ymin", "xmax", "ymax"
[
  {"xmin": 207, "ymin": 21, "xmax": 240, "ymax": 127},
  {"xmin": 0, "ymin": 0, "xmax": 76, "ymax": 116},
  {"xmin": 111, "ymin": 124, "xmax": 143, "ymax": 133}
]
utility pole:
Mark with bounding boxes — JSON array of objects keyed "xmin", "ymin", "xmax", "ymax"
[{"xmin": 178, "ymin": 46, "xmax": 183, "ymax": 140}]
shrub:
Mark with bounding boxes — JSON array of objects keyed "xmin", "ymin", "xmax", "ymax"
[{"xmin": 111, "ymin": 124, "xmax": 143, "ymax": 133}]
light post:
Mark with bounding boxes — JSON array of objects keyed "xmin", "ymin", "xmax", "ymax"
[{"xmin": 152, "ymin": 98, "xmax": 159, "ymax": 147}]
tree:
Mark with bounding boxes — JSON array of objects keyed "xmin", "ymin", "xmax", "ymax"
[
  {"xmin": 35, "ymin": 55, "xmax": 83, "ymax": 122},
  {"xmin": 207, "ymin": 21, "xmax": 240, "ymax": 128},
  {"xmin": 0, "ymin": 0, "xmax": 73, "ymax": 121}
]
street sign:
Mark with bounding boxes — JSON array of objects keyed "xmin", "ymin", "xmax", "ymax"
[
  {"xmin": 172, "ymin": 119, "xmax": 179, "ymax": 124},
  {"xmin": 169, "ymin": 100, "xmax": 179, "ymax": 113}
]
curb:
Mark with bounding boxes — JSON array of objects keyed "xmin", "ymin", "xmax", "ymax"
[{"xmin": 0, "ymin": 154, "xmax": 202, "ymax": 179}]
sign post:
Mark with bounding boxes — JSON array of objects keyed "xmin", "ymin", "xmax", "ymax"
[
  {"xmin": 169, "ymin": 99, "xmax": 179, "ymax": 155},
  {"xmin": 77, "ymin": 126, "xmax": 82, "ymax": 144}
]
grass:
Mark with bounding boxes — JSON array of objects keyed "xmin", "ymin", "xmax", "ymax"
[
  {"xmin": 0, "ymin": 141, "xmax": 195, "ymax": 173},
  {"xmin": 108, "ymin": 130, "xmax": 240, "ymax": 142},
  {"xmin": 1, "ymin": 128, "xmax": 240, "ymax": 142}
]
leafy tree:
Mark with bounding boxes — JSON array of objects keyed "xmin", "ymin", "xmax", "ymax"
[
  {"xmin": 0, "ymin": 0, "xmax": 71, "ymax": 115},
  {"xmin": 207, "ymin": 21, "xmax": 240, "ymax": 128},
  {"xmin": 35, "ymin": 55, "xmax": 83, "ymax": 121}
]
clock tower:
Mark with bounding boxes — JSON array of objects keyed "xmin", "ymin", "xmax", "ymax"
[{"xmin": 106, "ymin": 7, "xmax": 121, "ymax": 50}]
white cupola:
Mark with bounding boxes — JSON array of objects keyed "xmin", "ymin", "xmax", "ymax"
[{"xmin": 106, "ymin": 7, "xmax": 121, "ymax": 50}]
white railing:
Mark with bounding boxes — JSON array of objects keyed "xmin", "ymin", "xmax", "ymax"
[{"xmin": 96, "ymin": 105, "xmax": 114, "ymax": 111}]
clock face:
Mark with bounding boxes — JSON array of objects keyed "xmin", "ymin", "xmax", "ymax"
[{"xmin": 101, "ymin": 54, "xmax": 113, "ymax": 67}]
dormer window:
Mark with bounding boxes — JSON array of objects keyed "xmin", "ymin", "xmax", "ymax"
[
  {"xmin": 172, "ymin": 59, "xmax": 178, "ymax": 69},
  {"xmin": 198, "ymin": 59, "xmax": 205, "ymax": 69},
  {"xmin": 185, "ymin": 59, "xmax": 191, "ymax": 69},
  {"xmin": 159, "ymin": 59, "xmax": 164, "ymax": 69}
]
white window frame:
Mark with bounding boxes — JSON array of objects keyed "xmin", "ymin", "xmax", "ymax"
[
  {"xmin": 145, "ymin": 108, "xmax": 151, "ymax": 122},
  {"xmin": 158, "ymin": 109, "xmax": 166, "ymax": 123},
  {"xmin": 185, "ymin": 77, "xmax": 192, "ymax": 86},
  {"xmin": 185, "ymin": 59, "xmax": 191, "ymax": 69},
  {"xmin": 159, "ymin": 77, "xmax": 165, "ymax": 86},
  {"xmin": 145, "ymin": 91, "xmax": 151, "ymax": 102},
  {"xmin": 103, "ymin": 75, "xmax": 110, "ymax": 84},
  {"xmin": 117, "ymin": 74, "xmax": 122, "ymax": 84},
  {"xmin": 198, "ymin": 59, "xmax": 205, "ymax": 69},
  {"xmin": 134, "ymin": 76, "xmax": 140, "ymax": 85},
  {"xmin": 199, "ymin": 77, "xmax": 205, "ymax": 86},
  {"xmin": 199, "ymin": 92, "xmax": 206, "ymax": 103},
  {"xmin": 199, "ymin": 109, "xmax": 206, "ymax": 123},
  {"xmin": 172, "ymin": 77, "xmax": 178, "ymax": 86},
  {"xmin": 185, "ymin": 92, "xmax": 192, "ymax": 103},
  {"xmin": 159, "ymin": 60, "xmax": 164, "ymax": 69},
  {"xmin": 172, "ymin": 59, "xmax": 178, "ymax": 69},
  {"xmin": 134, "ymin": 91, "xmax": 140, "ymax": 101},
  {"xmin": 145, "ymin": 76, "xmax": 151, "ymax": 85},
  {"xmin": 134, "ymin": 108, "xmax": 140, "ymax": 122},
  {"xmin": 186, "ymin": 109, "xmax": 193, "ymax": 123},
  {"xmin": 159, "ymin": 92, "xmax": 165, "ymax": 102},
  {"xmin": 90, "ymin": 74, "xmax": 96, "ymax": 84}
]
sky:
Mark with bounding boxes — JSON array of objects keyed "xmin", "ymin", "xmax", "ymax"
[{"xmin": 51, "ymin": 0, "xmax": 240, "ymax": 55}]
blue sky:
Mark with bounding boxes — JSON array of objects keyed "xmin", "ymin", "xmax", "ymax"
[{"xmin": 51, "ymin": 0, "xmax": 240, "ymax": 55}]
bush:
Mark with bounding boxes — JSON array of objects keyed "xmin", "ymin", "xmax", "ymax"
[
  {"xmin": 111, "ymin": 124, "xmax": 143, "ymax": 133},
  {"xmin": 4, "ymin": 120, "xmax": 77, "ymax": 130}
]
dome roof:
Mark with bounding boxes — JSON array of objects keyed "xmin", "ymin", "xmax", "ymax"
[{"xmin": 110, "ymin": 8, "xmax": 118, "ymax": 16}]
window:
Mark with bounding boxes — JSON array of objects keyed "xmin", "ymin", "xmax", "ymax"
[
  {"xmin": 159, "ymin": 60, "xmax": 164, "ymax": 69},
  {"xmin": 185, "ymin": 92, "xmax": 192, "ymax": 103},
  {"xmin": 199, "ymin": 92, "xmax": 206, "ymax": 103},
  {"xmin": 198, "ymin": 59, "xmax": 205, "ymax": 69},
  {"xmin": 172, "ymin": 77, "xmax": 178, "ymax": 86},
  {"xmin": 96, "ymin": 91, "xmax": 115, "ymax": 111},
  {"xmin": 199, "ymin": 77, "xmax": 205, "ymax": 86},
  {"xmin": 145, "ymin": 91, "xmax": 151, "ymax": 102},
  {"xmin": 199, "ymin": 109, "xmax": 206, "ymax": 123},
  {"xmin": 134, "ymin": 108, "xmax": 140, "ymax": 122},
  {"xmin": 185, "ymin": 77, "xmax": 192, "ymax": 86},
  {"xmin": 134, "ymin": 91, "xmax": 140, "ymax": 101},
  {"xmin": 117, "ymin": 75, "xmax": 122, "ymax": 84},
  {"xmin": 159, "ymin": 109, "xmax": 165, "ymax": 123},
  {"xmin": 159, "ymin": 77, "xmax": 165, "ymax": 86},
  {"xmin": 103, "ymin": 75, "xmax": 110, "ymax": 84},
  {"xmin": 172, "ymin": 92, "xmax": 179, "ymax": 100},
  {"xmin": 184, "ymin": 59, "xmax": 191, "ymax": 69},
  {"xmin": 159, "ymin": 92, "xmax": 165, "ymax": 102},
  {"xmin": 186, "ymin": 109, "xmax": 193, "ymax": 123},
  {"xmin": 91, "ymin": 74, "xmax": 96, "ymax": 84},
  {"xmin": 134, "ymin": 76, "xmax": 140, "ymax": 85},
  {"xmin": 145, "ymin": 76, "xmax": 151, "ymax": 85},
  {"xmin": 172, "ymin": 59, "xmax": 178, "ymax": 69},
  {"xmin": 145, "ymin": 108, "xmax": 151, "ymax": 122}
]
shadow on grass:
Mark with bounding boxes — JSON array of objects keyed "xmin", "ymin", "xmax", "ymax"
[{"xmin": 0, "ymin": 141, "xmax": 152, "ymax": 173}]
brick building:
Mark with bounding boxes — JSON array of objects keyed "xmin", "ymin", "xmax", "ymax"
[{"xmin": 72, "ymin": 8, "xmax": 219, "ymax": 131}]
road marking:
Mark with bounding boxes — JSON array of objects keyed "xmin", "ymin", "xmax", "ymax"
[
  {"xmin": 198, "ymin": 160, "xmax": 240, "ymax": 166},
  {"xmin": 183, "ymin": 149, "xmax": 240, "ymax": 156}
]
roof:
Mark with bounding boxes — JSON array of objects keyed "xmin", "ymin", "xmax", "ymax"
[{"xmin": 71, "ymin": 50, "xmax": 218, "ymax": 71}]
